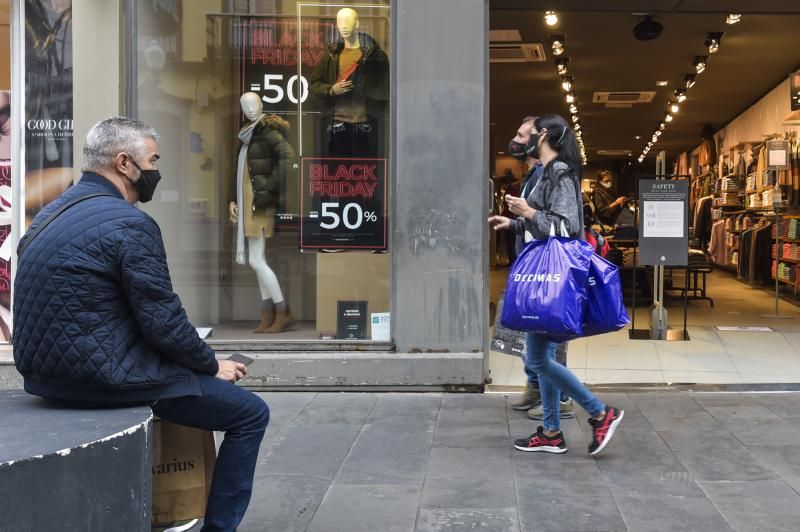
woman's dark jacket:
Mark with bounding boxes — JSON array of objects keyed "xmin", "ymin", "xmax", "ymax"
[
  {"xmin": 510, "ymin": 160, "xmax": 584, "ymax": 254},
  {"xmin": 229, "ymin": 114, "xmax": 296, "ymax": 210}
]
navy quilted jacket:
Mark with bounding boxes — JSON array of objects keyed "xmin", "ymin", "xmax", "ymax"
[{"xmin": 13, "ymin": 173, "xmax": 219, "ymax": 404}]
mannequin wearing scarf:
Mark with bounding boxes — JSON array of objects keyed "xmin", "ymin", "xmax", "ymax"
[{"xmin": 229, "ymin": 92, "xmax": 295, "ymax": 333}]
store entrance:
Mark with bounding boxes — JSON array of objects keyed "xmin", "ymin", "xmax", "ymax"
[{"xmin": 487, "ymin": 4, "xmax": 800, "ymax": 387}]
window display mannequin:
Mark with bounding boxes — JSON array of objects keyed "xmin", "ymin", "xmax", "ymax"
[
  {"xmin": 229, "ymin": 92, "xmax": 296, "ymax": 333},
  {"xmin": 309, "ymin": 7, "xmax": 389, "ymax": 157}
]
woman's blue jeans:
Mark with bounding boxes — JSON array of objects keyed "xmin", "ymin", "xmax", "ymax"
[{"xmin": 524, "ymin": 332, "xmax": 604, "ymax": 432}]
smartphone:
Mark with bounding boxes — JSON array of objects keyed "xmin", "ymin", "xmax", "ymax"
[{"xmin": 227, "ymin": 353, "xmax": 254, "ymax": 366}]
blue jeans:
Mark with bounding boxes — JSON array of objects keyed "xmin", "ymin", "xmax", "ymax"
[
  {"xmin": 524, "ymin": 342, "xmax": 568, "ymax": 402},
  {"xmin": 525, "ymin": 332, "xmax": 604, "ymax": 432},
  {"xmin": 153, "ymin": 374, "xmax": 269, "ymax": 532}
]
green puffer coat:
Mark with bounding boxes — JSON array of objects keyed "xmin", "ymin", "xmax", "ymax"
[{"xmin": 230, "ymin": 114, "xmax": 296, "ymax": 210}]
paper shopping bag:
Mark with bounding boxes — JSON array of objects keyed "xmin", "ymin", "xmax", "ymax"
[{"xmin": 151, "ymin": 418, "xmax": 216, "ymax": 525}]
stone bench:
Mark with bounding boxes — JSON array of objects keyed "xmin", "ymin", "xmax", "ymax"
[{"xmin": 0, "ymin": 390, "xmax": 153, "ymax": 531}]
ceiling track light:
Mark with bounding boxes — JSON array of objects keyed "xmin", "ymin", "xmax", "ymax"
[
  {"xmin": 574, "ymin": 123, "xmax": 581, "ymax": 131},
  {"xmin": 571, "ymin": 114, "xmax": 580, "ymax": 123},
  {"xmin": 551, "ymin": 35, "xmax": 565, "ymax": 56},
  {"xmin": 726, "ymin": 14, "xmax": 742, "ymax": 25},
  {"xmin": 565, "ymin": 91, "xmax": 575, "ymax": 103},
  {"xmin": 655, "ymin": 130, "xmax": 662, "ymax": 137},
  {"xmin": 545, "ymin": 11, "xmax": 559, "ymax": 26},
  {"xmin": 669, "ymin": 101, "xmax": 680, "ymax": 114},
  {"xmin": 694, "ymin": 56, "xmax": 708, "ymax": 74},
  {"xmin": 561, "ymin": 75, "xmax": 574, "ymax": 92},
  {"xmin": 665, "ymin": 113, "xmax": 674, "ymax": 122},
  {"xmin": 569, "ymin": 103, "xmax": 578, "ymax": 114},
  {"xmin": 659, "ymin": 122, "xmax": 666, "ymax": 131},
  {"xmin": 705, "ymin": 32, "xmax": 723, "ymax": 54},
  {"xmin": 556, "ymin": 57, "xmax": 569, "ymax": 76},
  {"xmin": 674, "ymin": 89, "xmax": 687, "ymax": 102},
  {"xmin": 684, "ymin": 74, "xmax": 696, "ymax": 88}
]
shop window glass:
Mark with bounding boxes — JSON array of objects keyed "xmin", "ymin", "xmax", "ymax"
[{"xmin": 136, "ymin": 1, "xmax": 391, "ymax": 344}]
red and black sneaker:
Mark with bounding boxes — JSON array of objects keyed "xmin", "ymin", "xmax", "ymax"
[
  {"xmin": 588, "ymin": 406, "xmax": 624, "ymax": 456},
  {"xmin": 514, "ymin": 426, "xmax": 568, "ymax": 454}
]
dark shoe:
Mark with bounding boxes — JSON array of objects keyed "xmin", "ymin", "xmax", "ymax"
[
  {"xmin": 511, "ymin": 385, "xmax": 540, "ymax": 411},
  {"xmin": 588, "ymin": 406, "xmax": 624, "ymax": 456},
  {"xmin": 514, "ymin": 426, "xmax": 568, "ymax": 454},
  {"xmin": 528, "ymin": 398, "xmax": 576, "ymax": 420},
  {"xmin": 253, "ymin": 307, "xmax": 275, "ymax": 333}
]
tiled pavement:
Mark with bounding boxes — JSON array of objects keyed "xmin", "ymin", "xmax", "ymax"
[{"xmin": 234, "ymin": 390, "xmax": 800, "ymax": 532}]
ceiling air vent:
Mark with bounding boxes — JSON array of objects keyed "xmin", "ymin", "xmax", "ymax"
[
  {"xmin": 592, "ymin": 91, "xmax": 656, "ymax": 107},
  {"xmin": 490, "ymin": 43, "xmax": 546, "ymax": 63}
]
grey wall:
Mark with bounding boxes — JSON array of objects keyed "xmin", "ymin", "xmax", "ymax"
[{"xmin": 393, "ymin": 0, "xmax": 489, "ymax": 355}]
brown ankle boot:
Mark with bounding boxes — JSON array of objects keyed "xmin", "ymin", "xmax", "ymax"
[
  {"xmin": 264, "ymin": 307, "xmax": 294, "ymax": 333},
  {"xmin": 253, "ymin": 307, "xmax": 275, "ymax": 333}
]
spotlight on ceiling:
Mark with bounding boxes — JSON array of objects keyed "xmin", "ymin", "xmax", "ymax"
[
  {"xmin": 684, "ymin": 74, "xmax": 696, "ymax": 88},
  {"xmin": 665, "ymin": 112, "xmax": 674, "ymax": 122},
  {"xmin": 571, "ymin": 114, "xmax": 580, "ymax": 123},
  {"xmin": 670, "ymin": 101, "xmax": 680, "ymax": 114},
  {"xmin": 674, "ymin": 89, "xmax": 687, "ymax": 102},
  {"xmin": 551, "ymin": 35, "xmax": 565, "ymax": 56},
  {"xmin": 694, "ymin": 56, "xmax": 708, "ymax": 74},
  {"xmin": 726, "ymin": 14, "xmax": 742, "ymax": 25},
  {"xmin": 561, "ymin": 75, "xmax": 574, "ymax": 92},
  {"xmin": 705, "ymin": 32, "xmax": 723, "ymax": 54},
  {"xmin": 574, "ymin": 123, "xmax": 581, "ymax": 131},
  {"xmin": 569, "ymin": 103, "xmax": 578, "ymax": 114},
  {"xmin": 544, "ymin": 11, "xmax": 559, "ymax": 27},
  {"xmin": 656, "ymin": 80, "xmax": 669, "ymax": 87},
  {"xmin": 633, "ymin": 15, "xmax": 663, "ymax": 41},
  {"xmin": 635, "ymin": 135, "xmax": 641, "ymax": 140},
  {"xmin": 556, "ymin": 57, "xmax": 569, "ymax": 76},
  {"xmin": 565, "ymin": 91, "xmax": 575, "ymax": 103}
]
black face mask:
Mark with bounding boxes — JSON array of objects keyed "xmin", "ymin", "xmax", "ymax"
[
  {"xmin": 508, "ymin": 139, "xmax": 527, "ymax": 160},
  {"xmin": 129, "ymin": 158, "xmax": 162, "ymax": 203},
  {"xmin": 525, "ymin": 131, "xmax": 542, "ymax": 160}
]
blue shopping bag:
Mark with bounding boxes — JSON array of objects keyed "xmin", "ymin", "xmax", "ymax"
[
  {"xmin": 581, "ymin": 253, "xmax": 630, "ymax": 337},
  {"xmin": 500, "ymin": 232, "xmax": 594, "ymax": 337}
]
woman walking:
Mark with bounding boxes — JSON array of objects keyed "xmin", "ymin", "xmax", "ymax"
[{"xmin": 488, "ymin": 114, "xmax": 624, "ymax": 455}]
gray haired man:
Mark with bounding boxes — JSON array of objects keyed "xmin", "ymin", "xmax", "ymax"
[{"xmin": 14, "ymin": 116, "xmax": 268, "ymax": 531}]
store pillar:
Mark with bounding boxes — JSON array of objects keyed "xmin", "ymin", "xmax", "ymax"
[{"xmin": 392, "ymin": 0, "xmax": 489, "ymax": 374}]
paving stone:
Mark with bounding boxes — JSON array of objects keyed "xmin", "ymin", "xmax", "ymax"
[
  {"xmin": 335, "ymin": 430, "xmax": 434, "ymax": 485},
  {"xmin": 701, "ymin": 404, "xmax": 783, "ymax": 423},
  {"xmin": 427, "ymin": 447, "xmax": 512, "ymax": 479},
  {"xmin": 612, "ymin": 485, "xmax": 731, "ymax": 532},
  {"xmin": 292, "ymin": 393, "xmax": 378, "ymax": 425},
  {"xmin": 237, "ymin": 474, "xmax": 331, "ymax": 532},
  {"xmin": 421, "ymin": 475, "xmax": 515, "ymax": 509},
  {"xmin": 433, "ymin": 423, "xmax": 512, "ymax": 449},
  {"xmin": 748, "ymin": 445, "xmax": 800, "ymax": 492},
  {"xmin": 363, "ymin": 394, "xmax": 442, "ymax": 433},
  {"xmin": 256, "ymin": 392, "xmax": 317, "ymax": 452},
  {"xmin": 628, "ymin": 393, "xmax": 724, "ymax": 431},
  {"xmin": 415, "ymin": 508, "xmax": 520, "ymax": 532},
  {"xmin": 261, "ymin": 423, "xmax": 360, "ymax": 479},
  {"xmin": 724, "ymin": 417, "xmax": 800, "ymax": 447},
  {"xmin": 515, "ymin": 463, "xmax": 626, "ymax": 532},
  {"xmin": 659, "ymin": 429, "xmax": 777, "ymax": 481},
  {"xmin": 592, "ymin": 428, "xmax": 688, "ymax": 479},
  {"xmin": 749, "ymin": 392, "xmax": 800, "ymax": 419},
  {"xmin": 698, "ymin": 479, "xmax": 800, "ymax": 531},
  {"xmin": 688, "ymin": 392, "xmax": 763, "ymax": 408},
  {"xmin": 307, "ymin": 484, "xmax": 421, "ymax": 532}
]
